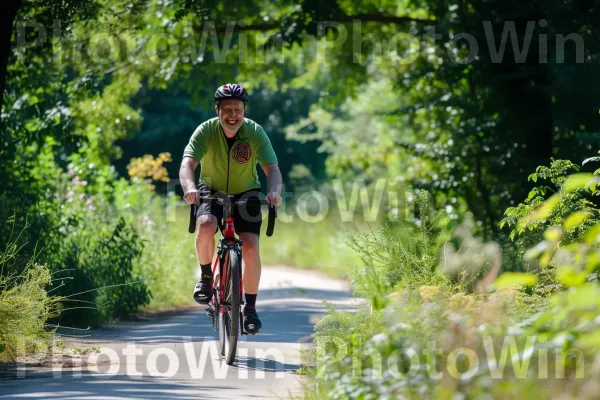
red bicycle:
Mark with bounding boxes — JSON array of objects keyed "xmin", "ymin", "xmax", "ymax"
[{"xmin": 188, "ymin": 195, "xmax": 276, "ymax": 365}]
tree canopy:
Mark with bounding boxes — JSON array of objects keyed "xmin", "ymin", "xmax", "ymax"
[{"xmin": 2, "ymin": 0, "xmax": 600, "ymax": 251}]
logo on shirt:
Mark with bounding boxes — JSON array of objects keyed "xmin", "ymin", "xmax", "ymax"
[{"xmin": 232, "ymin": 141, "xmax": 251, "ymax": 164}]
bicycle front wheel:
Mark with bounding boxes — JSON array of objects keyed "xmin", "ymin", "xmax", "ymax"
[{"xmin": 218, "ymin": 249, "xmax": 241, "ymax": 365}]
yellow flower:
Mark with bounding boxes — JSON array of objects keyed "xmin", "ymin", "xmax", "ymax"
[
  {"xmin": 489, "ymin": 287, "xmax": 520, "ymax": 304},
  {"xmin": 419, "ymin": 285, "xmax": 440, "ymax": 302},
  {"xmin": 449, "ymin": 293, "xmax": 475, "ymax": 309},
  {"xmin": 127, "ymin": 152, "xmax": 172, "ymax": 185}
]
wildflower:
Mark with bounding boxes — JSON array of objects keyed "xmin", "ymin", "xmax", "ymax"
[
  {"xmin": 419, "ymin": 285, "xmax": 440, "ymax": 301},
  {"xmin": 489, "ymin": 287, "xmax": 519, "ymax": 304},
  {"xmin": 386, "ymin": 291, "xmax": 402, "ymax": 301},
  {"xmin": 448, "ymin": 293, "xmax": 475, "ymax": 309}
]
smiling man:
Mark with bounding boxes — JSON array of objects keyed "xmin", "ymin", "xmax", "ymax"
[{"xmin": 179, "ymin": 83, "xmax": 283, "ymax": 334}]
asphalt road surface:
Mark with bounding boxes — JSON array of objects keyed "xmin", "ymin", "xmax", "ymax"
[{"xmin": 0, "ymin": 266, "xmax": 358, "ymax": 400}]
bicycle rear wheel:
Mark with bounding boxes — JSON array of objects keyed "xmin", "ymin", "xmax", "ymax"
[{"xmin": 218, "ymin": 249, "xmax": 241, "ymax": 365}]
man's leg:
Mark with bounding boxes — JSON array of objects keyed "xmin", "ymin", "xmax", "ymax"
[
  {"xmin": 192, "ymin": 214, "xmax": 218, "ymax": 304},
  {"xmin": 196, "ymin": 214, "xmax": 218, "ymax": 265},
  {"xmin": 239, "ymin": 232, "xmax": 261, "ymax": 293},
  {"xmin": 239, "ymin": 232, "xmax": 262, "ymax": 334}
]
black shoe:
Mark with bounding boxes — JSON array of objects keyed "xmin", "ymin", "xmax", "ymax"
[
  {"xmin": 243, "ymin": 307, "xmax": 262, "ymax": 334},
  {"xmin": 193, "ymin": 274, "xmax": 213, "ymax": 305}
]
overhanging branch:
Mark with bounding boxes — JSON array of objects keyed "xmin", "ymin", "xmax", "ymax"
[{"xmin": 194, "ymin": 13, "xmax": 434, "ymax": 34}]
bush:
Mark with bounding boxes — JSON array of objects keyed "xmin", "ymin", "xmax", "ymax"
[
  {"xmin": 500, "ymin": 158, "xmax": 600, "ymax": 269},
  {"xmin": 51, "ymin": 218, "xmax": 151, "ymax": 326},
  {"xmin": 346, "ymin": 191, "xmax": 452, "ymax": 304}
]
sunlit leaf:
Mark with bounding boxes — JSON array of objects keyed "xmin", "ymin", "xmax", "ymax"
[
  {"xmin": 586, "ymin": 252, "xmax": 600, "ymax": 273},
  {"xmin": 494, "ymin": 272, "xmax": 537, "ymax": 289},
  {"xmin": 556, "ymin": 266, "xmax": 587, "ymax": 287},
  {"xmin": 565, "ymin": 284, "xmax": 600, "ymax": 308},
  {"xmin": 583, "ymin": 225, "xmax": 600, "ymax": 245},
  {"xmin": 562, "ymin": 173, "xmax": 594, "ymax": 193},
  {"xmin": 582, "ymin": 156, "xmax": 600, "ymax": 166},
  {"xmin": 517, "ymin": 194, "xmax": 559, "ymax": 230},
  {"xmin": 539, "ymin": 250, "xmax": 553, "ymax": 268},
  {"xmin": 544, "ymin": 227, "xmax": 563, "ymax": 242},
  {"xmin": 528, "ymin": 173, "xmax": 538, "ymax": 183},
  {"xmin": 563, "ymin": 211, "xmax": 592, "ymax": 231},
  {"xmin": 577, "ymin": 332, "xmax": 600, "ymax": 349}
]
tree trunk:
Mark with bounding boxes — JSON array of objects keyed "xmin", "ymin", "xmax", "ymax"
[{"xmin": 0, "ymin": 0, "xmax": 22, "ymax": 117}]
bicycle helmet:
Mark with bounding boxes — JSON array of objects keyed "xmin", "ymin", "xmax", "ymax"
[{"xmin": 214, "ymin": 83, "xmax": 249, "ymax": 105}]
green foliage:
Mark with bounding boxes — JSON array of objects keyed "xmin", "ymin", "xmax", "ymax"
[
  {"xmin": 82, "ymin": 218, "xmax": 150, "ymax": 321},
  {"xmin": 500, "ymin": 157, "xmax": 600, "ymax": 277},
  {"xmin": 493, "ymin": 272, "xmax": 538, "ymax": 289},
  {"xmin": 134, "ymin": 204, "xmax": 201, "ymax": 310},
  {"xmin": 347, "ymin": 190, "xmax": 451, "ymax": 294},
  {"xmin": 311, "ymin": 155, "xmax": 600, "ymax": 399},
  {"xmin": 311, "ymin": 284, "xmax": 550, "ymax": 399}
]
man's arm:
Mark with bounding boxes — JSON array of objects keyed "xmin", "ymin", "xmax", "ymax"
[
  {"xmin": 262, "ymin": 163, "xmax": 283, "ymax": 207},
  {"xmin": 180, "ymin": 156, "xmax": 199, "ymax": 205}
]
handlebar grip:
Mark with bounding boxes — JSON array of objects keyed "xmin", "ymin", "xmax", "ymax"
[
  {"xmin": 266, "ymin": 206, "xmax": 277, "ymax": 237},
  {"xmin": 188, "ymin": 204, "xmax": 196, "ymax": 234}
]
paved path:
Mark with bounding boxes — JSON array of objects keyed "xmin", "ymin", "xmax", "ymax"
[{"xmin": 0, "ymin": 267, "xmax": 358, "ymax": 399}]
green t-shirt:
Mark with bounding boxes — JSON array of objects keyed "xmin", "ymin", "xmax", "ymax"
[{"xmin": 183, "ymin": 117, "xmax": 278, "ymax": 194}]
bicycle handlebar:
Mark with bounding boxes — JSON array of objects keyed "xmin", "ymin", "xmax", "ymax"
[{"xmin": 187, "ymin": 195, "xmax": 277, "ymax": 237}]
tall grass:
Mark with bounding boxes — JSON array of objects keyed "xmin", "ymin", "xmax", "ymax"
[{"xmin": 0, "ymin": 227, "xmax": 60, "ymax": 362}]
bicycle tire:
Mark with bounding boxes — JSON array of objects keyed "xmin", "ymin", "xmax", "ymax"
[{"xmin": 218, "ymin": 249, "xmax": 241, "ymax": 365}]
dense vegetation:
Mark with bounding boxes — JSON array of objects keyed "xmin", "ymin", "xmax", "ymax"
[
  {"xmin": 2, "ymin": 1, "xmax": 600, "ymax": 396},
  {"xmin": 306, "ymin": 156, "xmax": 600, "ymax": 398}
]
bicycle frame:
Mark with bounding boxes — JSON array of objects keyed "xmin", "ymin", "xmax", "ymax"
[{"xmin": 212, "ymin": 215, "xmax": 248, "ymax": 335}]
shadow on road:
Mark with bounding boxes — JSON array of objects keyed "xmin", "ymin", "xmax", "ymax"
[
  {"xmin": 0, "ymin": 372, "xmax": 244, "ymax": 399},
  {"xmin": 0, "ymin": 268, "xmax": 355, "ymax": 398},
  {"xmin": 50, "ymin": 286, "xmax": 355, "ymax": 345}
]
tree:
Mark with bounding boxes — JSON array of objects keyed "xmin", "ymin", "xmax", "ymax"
[{"xmin": 0, "ymin": 0, "xmax": 22, "ymax": 114}]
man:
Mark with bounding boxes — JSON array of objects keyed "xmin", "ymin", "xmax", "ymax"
[{"xmin": 179, "ymin": 83, "xmax": 283, "ymax": 334}]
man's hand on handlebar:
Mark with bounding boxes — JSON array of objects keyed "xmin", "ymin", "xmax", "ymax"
[
  {"xmin": 266, "ymin": 192, "xmax": 282, "ymax": 207},
  {"xmin": 183, "ymin": 189, "xmax": 199, "ymax": 205}
]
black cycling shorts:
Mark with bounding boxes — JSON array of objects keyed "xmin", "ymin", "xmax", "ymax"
[{"xmin": 195, "ymin": 184, "xmax": 263, "ymax": 236}]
